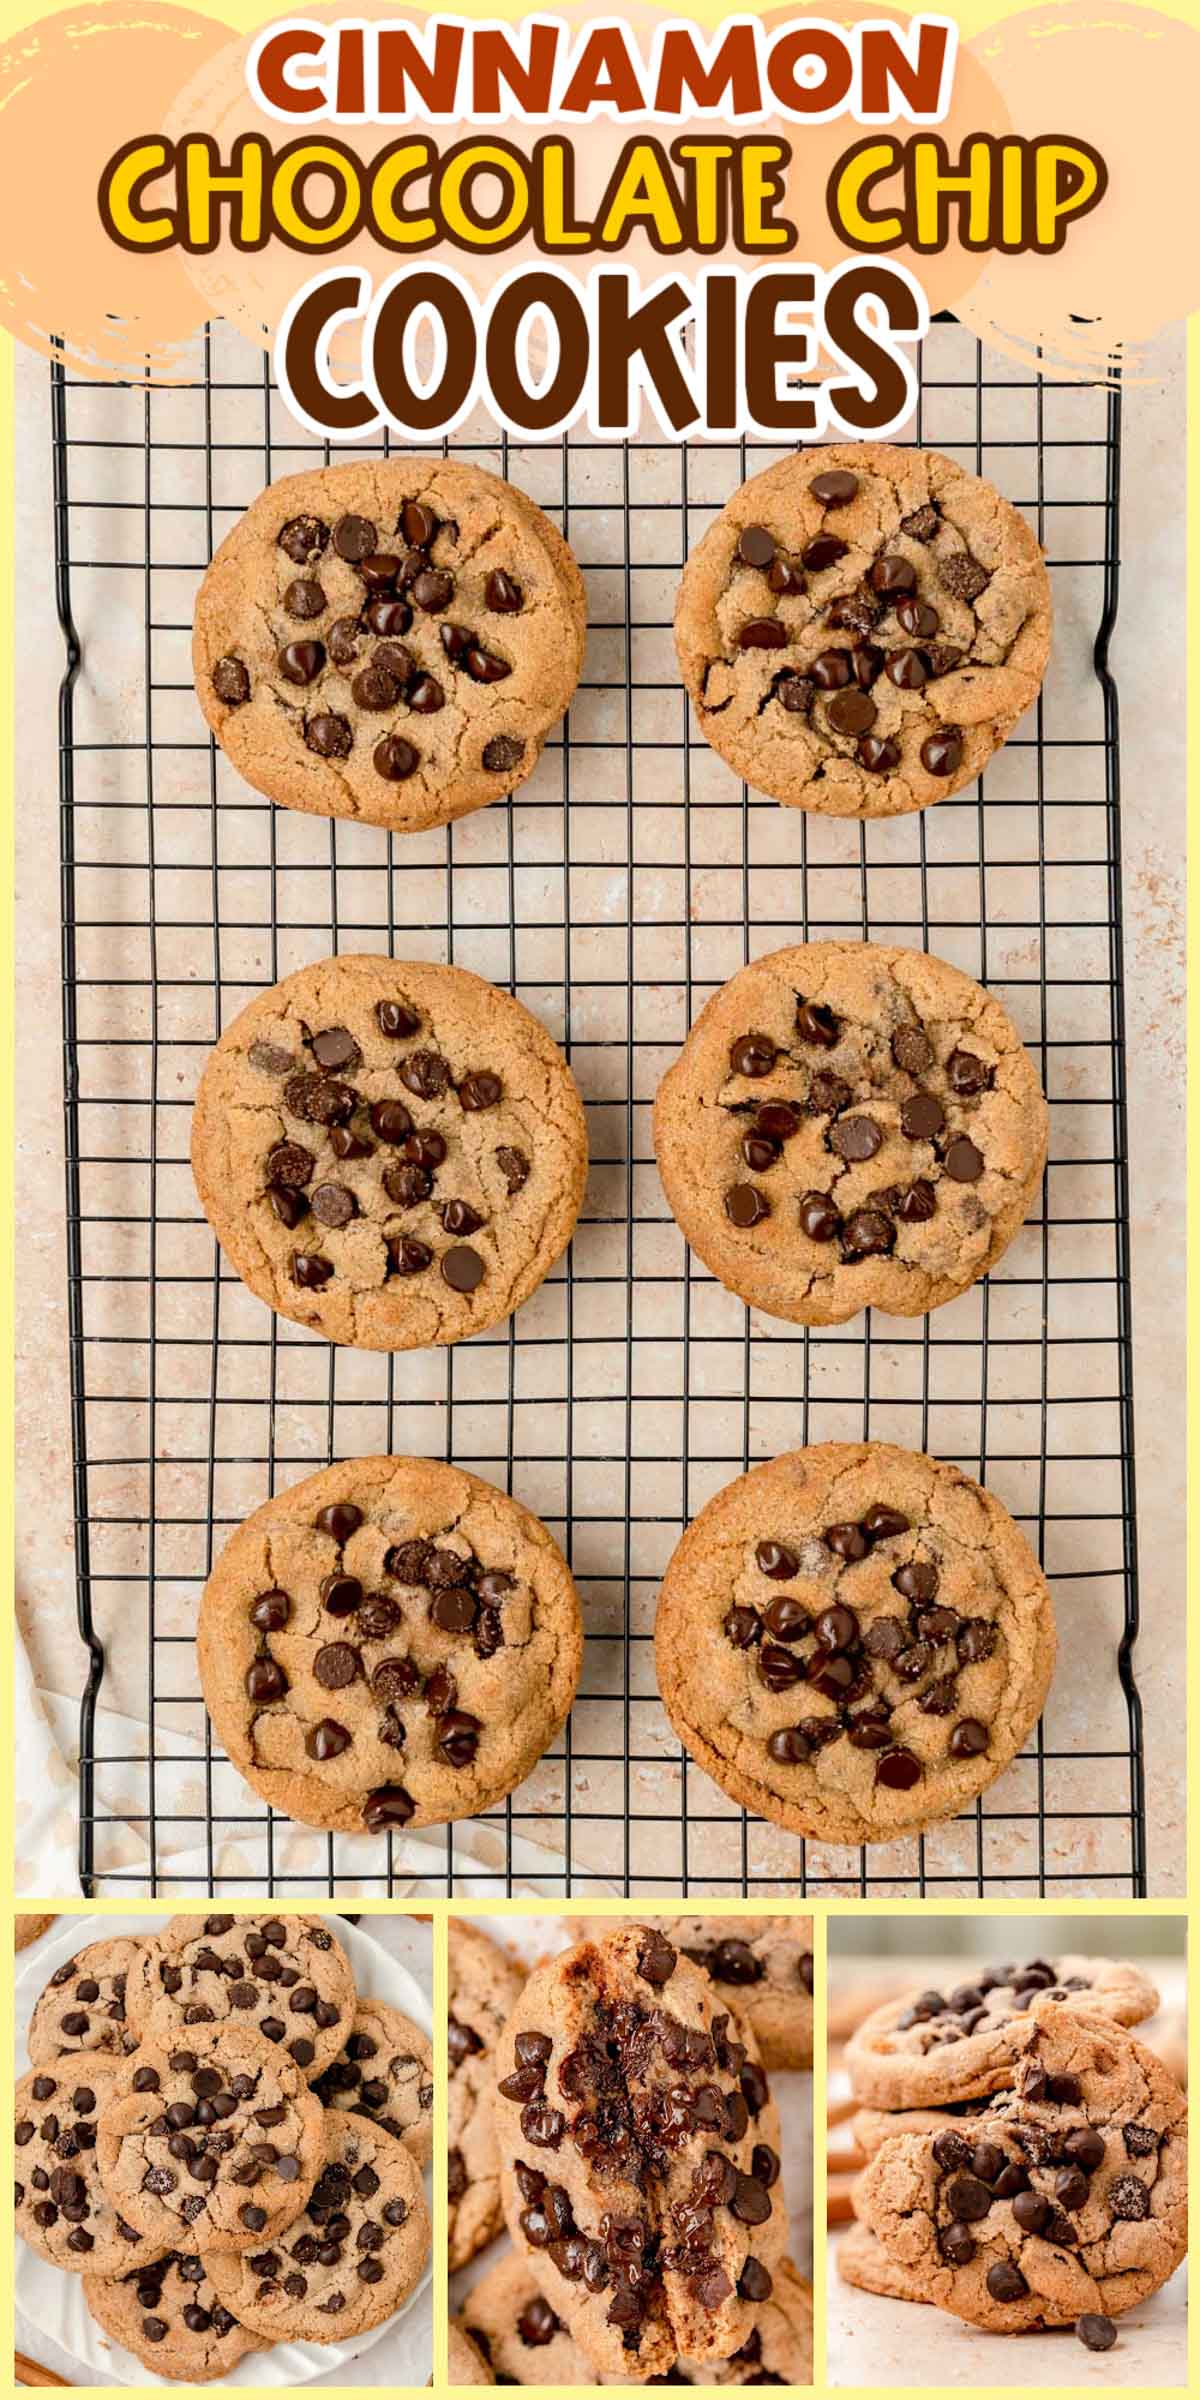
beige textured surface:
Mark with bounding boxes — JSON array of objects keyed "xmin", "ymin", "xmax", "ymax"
[
  {"xmin": 194, "ymin": 457, "xmax": 586, "ymax": 831},
  {"xmin": 12, "ymin": 327, "xmax": 1185, "ymax": 1898},
  {"xmin": 675, "ymin": 444, "xmax": 1052, "ymax": 815},
  {"xmin": 656, "ymin": 1445, "xmax": 1056, "ymax": 1845},
  {"xmin": 654, "ymin": 941, "xmax": 1047, "ymax": 1324}
]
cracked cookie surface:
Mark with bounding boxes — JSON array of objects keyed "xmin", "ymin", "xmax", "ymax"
[
  {"xmin": 194, "ymin": 458, "xmax": 586, "ymax": 832},
  {"xmin": 654, "ymin": 942, "xmax": 1047, "ymax": 1327},
  {"xmin": 28, "ymin": 1936, "xmax": 144, "ymax": 2067},
  {"xmin": 655, "ymin": 1445, "xmax": 1056, "ymax": 1847},
  {"xmin": 198, "ymin": 1456, "xmax": 583, "ymax": 1838},
  {"xmin": 15, "ymin": 2058, "xmax": 166, "ymax": 2276},
  {"xmin": 494, "ymin": 1922, "xmax": 788, "ymax": 2381},
  {"xmin": 856, "ymin": 1999, "xmax": 1188, "ymax": 2330},
  {"xmin": 83, "ymin": 2250, "xmax": 265, "ymax": 2380},
  {"xmin": 205, "ymin": 2106, "xmax": 431, "ymax": 2342},
  {"xmin": 462, "ymin": 2248, "xmax": 813, "ymax": 2383},
  {"xmin": 845, "ymin": 1956, "xmax": 1159, "ymax": 2110},
  {"xmin": 125, "ymin": 1914, "xmax": 355, "ymax": 2081},
  {"xmin": 191, "ymin": 953, "xmax": 588, "ymax": 1352},
  {"xmin": 96, "ymin": 2023, "xmax": 324, "ymax": 2255},
  {"xmin": 581, "ymin": 1916, "xmax": 813, "ymax": 2072},
  {"xmin": 449, "ymin": 1920, "xmax": 527, "ymax": 2271},
  {"xmin": 675, "ymin": 444, "xmax": 1051, "ymax": 816},
  {"xmin": 836, "ymin": 2218, "xmax": 930, "ymax": 2303},
  {"xmin": 314, "ymin": 1998, "xmax": 434, "ymax": 2167}
]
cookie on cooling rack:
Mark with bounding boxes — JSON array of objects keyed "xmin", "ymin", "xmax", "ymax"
[
  {"xmin": 654, "ymin": 941, "xmax": 1047, "ymax": 1328},
  {"xmin": 197, "ymin": 1456, "xmax": 582, "ymax": 1838},
  {"xmin": 191, "ymin": 952, "xmax": 587, "ymax": 1353},
  {"xmin": 675, "ymin": 443, "xmax": 1051, "ymax": 815},
  {"xmin": 654, "ymin": 1444, "xmax": 1056, "ymax": 1847},
  {"xmin": 194, "ymin": 457, "xmax": 586, "ymax": 832}
]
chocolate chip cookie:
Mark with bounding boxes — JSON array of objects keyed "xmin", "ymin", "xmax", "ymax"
[
  {"xmin": 583, "ymin": 1916, "xmax": 813, "ymax": 2071},
  {"xmin": 675, "ymin": 444, "xmax": 1051, "ymax": 816},
  {"xmin": 194, "ymin": 457, "xmax": 586, "ymax": 831},
  {"xmin": 448, "ymin": 2316, "xmax": 496, "ymax": 2383},
  {"xmin": 204, "ymin": 2107, "xmax": 431, "ymax": 2342},
  {"xmin": 314, "ymin": 1998, "xmax": 434, "ymax": 2167},
  {"xmin": 84, "ymin": 2251, "xmax": 265, "ymax": 2381},
  {"xmin": 15, "ymin": 1914, "xmax": 57, "ymax": 1950},
  {"xmin": 852, "ymin": 2098, "xmax": 991, "ymax": 2159},
  {"xmin": 654, "ymin": 943, "xmax": 1047, "ymax": 1327},
  {"xmin": 494, "ymin": 1922, "xmax": 788, "ymax": 2381},
  {"xmin": 191, "ymin": 953, "xmax": 587, "ymax": 1351},
  {"xmin": 856, "ymin": 1999, "xmax": 1188, "ymax": 2331},
  {"xmin": 96, "ymin": 2023, "xmax": 324, "ymax": 2255},
  {"xmin": 655, "ymin": 1444, "xmax": 1056, "ymax": 1847},
  {"xmin": 449, "ymin": 1919, "xmax": 526, "ymax": 2271},
  {"xmin": 124, "ymin": 1914, "xmax": 355, "ymax": 2080},
  {"xmin": 845, "ymin": 1955, "xmax": 1159, "ymax": 2110},
  {"xmin": 198, "ymin": 1456, "xmax": 582, "ymax": 1838},
  {"xmin": 462, "ymin": 2249, "xmax": 814, "ymax": 2383},
  {"xmin": 27, "ymin": 1935, "xmax": 144, "ymax": 2066},
  {"xmin": 15, "ymin": 2059, "xmax": 165, "ymax": 2276},
  {"xmin": 836, "ymin": 2218, "xmax": 930, "ymax": 2303}
]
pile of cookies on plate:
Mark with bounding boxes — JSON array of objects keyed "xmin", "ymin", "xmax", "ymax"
[
  {"xmin": 15, "ymin": 1915, "xmax": 432, "ymax": 2382},
  {"xmin": 837, "ymin": 1953, "xmax": 1188, "ymax": 2347},
  {"xmin": 446, "ymin": 1915, "xmax": 814, "ymax": 2384}
]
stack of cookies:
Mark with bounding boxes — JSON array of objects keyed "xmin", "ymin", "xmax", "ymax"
[
  {"xmin": 836, "ymin": 1955, "xmax": 1187, "ymax": 2348},
  {"xmin": 15, "ymin": 1916, "xmax": 432, "ymax": 2382},
  {"xmin": 447, "ymin": 1916, "xmax": 814, "ymax": 2385}
]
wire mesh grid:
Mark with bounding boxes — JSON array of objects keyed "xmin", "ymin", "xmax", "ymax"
[{"xmin": 51, "ymin": 316, "xmax": 1145, "ymax": 1899}]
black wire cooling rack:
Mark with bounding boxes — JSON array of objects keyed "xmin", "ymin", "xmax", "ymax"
[{"xmin": 50, "ymin": 318, "xmax": 1146, "ymax": 1899}]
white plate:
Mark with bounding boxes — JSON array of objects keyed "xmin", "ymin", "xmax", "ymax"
[{"xmin": 15, "ymin": 1913, "xmax": 433, "ymax": 2388}]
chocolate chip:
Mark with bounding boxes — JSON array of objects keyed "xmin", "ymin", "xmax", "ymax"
[
  {"xmin": 411, "ymin": 567, "xmax": 454, "ymax": 612},
  {"xmin": 359, "ymin": 551, "xmax": 403, "ymax": 591},
  {"xmin": 279, "ymin": 639, "xmax": 325, "ymax": 686},
  {"xmin": 738, "ymin": 617, "xmax": 787, "ymax": 650},
  {"xmin": 810, "ymin": 647, "xmax": 852, "ymax": 690},
  {"xmin": 949, "ymin": 1718, "xmax": 989, "ymax": 1758},
  {"xmin": 437, "ymin": 1709, "xmax": 481, "ymax": 1765},
  {"xmin": 724, "ymin": 1183, "xmax": 769, "ymax": 1227},
  {"xmin": 939, "ymin": 2221, "xmax": 976, "ymax": 2264},
  {"xmin": 333, "ymin": 513, "xmax": 376, "ymax": 561},
  {"xmin": 799, "ymin": 1191, "xmax": 840, "ymax": 1242},
  {"xmin": 465, "ymin": 644, "xmax": 511, "ymax": 683},
  {"xmin": 897, "ymin": 1180, "xmax": 936, "ymax": 1222},
  {"xmin": 901, "ymin": 1092, "xmax": 944, "ymax": 1141},
  {"xmin": 1064, "ymin": 2127, "xmax": 1106, "ymax": 2173},
  {"xmin": 305, "ymin": 712, "xmax": 352, "ymax": 759},
  {"xmin": 738, "ymin": 524, "xmax": 776, "ymax": 566},
  {"xmin": 826, "ymin": 686, "xmax": 877, "ymax": 734},
  {"xmin": 940, "ymin": 551, "xmax": 989, "ymax": 603},
  {"xmin": 362, "ymin": 1784, "xmax": 416, "ymax": 1830},
  {"xmin": 278, "ymin": 514, "xmax": 329, "ymax": 564},
  {"xmin": 1109, "ymin": 2173, "xmax": 1150, "ymax": 2220},
  {"xmin": 857, "ymin": 734, "xmax": 901, "ymax": 772},
  {"xmin": 365, "ymin": 597, "xmax": 411, "ymax": 639},
  {"xmin": 731, "ymin": 2172, "xmax": 772, "ymax": 2225},
  {"xmin": 351, "ymin": 662, "xmax": 400, "ymax": 711},
  {"xmin": 946, "ymin": 1048, "xmax": 991, "ymax": 1095},
  {"xmin": 327, "ymin": 616, "xmax": 364, "ymax": 665},
  {"xmin": 922, "ymin": 728, "xmax": 963, "ymax": 776},
  {"xmin": 724, "ymin": 1605, "xmax": 761, "ymax": 1649},
  {"xmin": 1077, "ymin": 2314, "xmax": 1117, "ymax": 2351},
  {"xmin": 739, "ymin": 2257, "xmax": 772, "ymax": 2302},
  {"xmin": 876, "ymin": 1745, "xmax": 921, "ymax": 1790},
  {"xmin": 809, "ymin": 469, "xmax": 858, "ymax": 505},
  {"xmin": 212, "ymin": 655, "xmax": 250, "ymax": 705},
  {"xmin": 945, "ymin": 2171, "xmax": 992, "ymax": 2222},
  {"xmin": 763, "ymin": 1595, "xmax": 809, "ymax": 1642},
  {"xmin": 796, "ymin": 997, "xmax": 840, "ymax": 1046},
  {"xmin": 246, "ymin": 1656, "xmax": 288, "ymax": 1704},
  {"xmin": 374, "ymin": 734, "xmax": 418, "ymax": 781},
  {"xmin": 891, "ymin": 1025, "xmax": 933, "ymax": 1073},
  {"xmin": 831, "ymin": 1114, "xmax": 882, "ymax": 1164},
  {"xmin": 956, "ymin": 1617, "xmax": 996, "ymax": 1664},
  {"xmin": 776, "ymin": 672, "xmax": 813, "ymax": 713},
  {"xmin": 896, "ymin": 596, "xmax": 940, "ymax": 637},
  {"xmin": 944, "ymin": 1135, "xmax": 984, "ymax": 1183},
  {"xmin": 441, "ymin": 1244, "xmax": 485, "ymax": 1292},
  {"xmin": 986, "ymin": 2261, "xmax": 1028, "ymax": 2301},
  {"xmin": 482, "ymin": 733, "xmax": 525, "ymax": 772},
  {"xmin": 803, "ymin": 533, "xmax": 848, "ymax": 571},
  {"xmin": 459, "ymin": 1070, "xmax": 502, "ymax": 1110},
  {"xmin": 483, "ymin": 568, "xmax": 523, "ymax": 612},
  {"xmin": 306, "ymin": 1182, "xmax": 355, "ymax": 1231}
]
